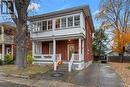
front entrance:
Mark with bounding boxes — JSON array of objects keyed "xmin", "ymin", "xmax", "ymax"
[{"xmin": 68, "ymin": 44, "xmax": 75, "ymax": 60}]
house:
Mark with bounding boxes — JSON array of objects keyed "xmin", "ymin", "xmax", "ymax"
[
  {"xmin": 29, "ymin": 5, "xmax": 94, "ymax": 71},
  {"xmin": 0, "ymin": 23, "xmax": 15, "ymax": 62},
  {"xmin": 0, "ymin": 22, "xmax": 32, "ymax": 64}
]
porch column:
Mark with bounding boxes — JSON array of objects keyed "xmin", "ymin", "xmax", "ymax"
[
  {"xmin": 82, "ymin": 39, "xmax": 84, "ymax": 61},
  {"xmin": 11, "ymin": 44, "xmax": 13, "ymax": 58},
  {"xmin": 32, "ymin": 41, "xmax": 35, "ymax": 58},
  {"xmin": 53, "ymin": 39, "xmax": 56, "ymax": 58},
  {"xmin": 2, "ymin": 44, "xmax": 5, "ymax": 61},
  {"xmin": 53, "ymin": 39, "xmax": 57, "ymax": 71},
  {"xmin": 79, "ymin": 38, "xmax": 82, "ymax": 61},
  {"xmin": 1, "ymin": 26, "xmax": 4, "ymax": 42}
]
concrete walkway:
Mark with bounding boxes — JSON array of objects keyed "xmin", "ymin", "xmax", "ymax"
[
  {"xmin": 0, "ymin": 64, "xmax": 125, "ymax": 87},
  {"xmin": 69, "ymin": 64, "xmax": 125, "ymax": 87}
]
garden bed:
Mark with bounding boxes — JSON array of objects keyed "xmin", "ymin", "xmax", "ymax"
[
  {"xmin": 109, "ymin": 62, "xmax": 130, "ymax": 87},
  {"xmin": 0, "ymin": 64, "xmax": 52, "ymax": 79}
]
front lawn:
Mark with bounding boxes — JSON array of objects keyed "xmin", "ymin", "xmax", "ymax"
[{"xmin": 0, "ymin": 64, "xmax": 52, "ymax": 78}]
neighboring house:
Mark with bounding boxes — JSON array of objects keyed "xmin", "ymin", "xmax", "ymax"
[
  {"xmin": 0, "ymin": 23, "xmax": 15, "ymax": 62},
  {"xmin": 29, "ymin": 5, "xmax": 94, "ymax": 71},
  {"xmin": 0, "ymin": 22, "xmax": 32, "ymax": 63}
]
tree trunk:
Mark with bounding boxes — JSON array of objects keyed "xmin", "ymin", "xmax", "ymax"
[
  {"xmin": 15, "ymin": 25, "xmax": 27, "ymax": 69},
  {"xmin": 119, "ymin": 53, "xmax": 124, "ymax": 63}
]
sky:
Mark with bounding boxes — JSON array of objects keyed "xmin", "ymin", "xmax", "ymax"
[{"xmin": 0, "ymin": 0, "xmax": 100, "ymax": 27}]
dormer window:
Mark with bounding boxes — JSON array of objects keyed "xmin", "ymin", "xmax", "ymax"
[
  {"xmin": 55, "ymin": 18, "xmax": 60, "ymax": 29},
  {"xmin": 68, "ymin": 16, "xmax": 73, "ymax": 27},
  {"xmin": 74, "ymin": 15, "xmax": 80, "ymax": 26}
]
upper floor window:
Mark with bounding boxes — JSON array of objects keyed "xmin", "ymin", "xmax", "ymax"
[
  {"xmin": 55, "ymin": 18, "xmax": 60, "ymax": 29},
  {"xmin": 74, "ymin": 15, "xmax": 80, "ymax": 26},
  {"xmin": 48, "ymin": 20, "xmax": 52, "ymax": 30},
  {"xmin": 61, "ymin": 18, "xmax": 66, "ymax": 28},
  {"xmin": 33, "ymin": 23, "xmax": 37, "ymax": 32},
  {"xmin": 37, "ymin": 22, "xmax": 42, "ymax": 31},
  {"xmin": 68, "ymin": 16, "xmax": 73, "ymax": 27},
  {"xmin": 42, "ymin": 21, "xmax": 47, "ymax": 31}
]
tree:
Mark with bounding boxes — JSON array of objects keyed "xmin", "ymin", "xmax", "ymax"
[
  {"xmin": 92, "ymin": 28, "xmax": 108, "ymax": 56},
  {"xmin": 112, "ymin": 29, "xmax": 130, "ymax": 62},
  {"xmin": 2, "ymin": 0, "xmax": 31, "ymax": 69},
  {"xmin": 97, "ymin": 0, "xmax": 130, "ymax": 62}
]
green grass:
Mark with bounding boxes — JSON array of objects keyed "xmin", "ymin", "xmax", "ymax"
[
  {"xmin": 128, "ymin": 66, "xmax": 130, "ymax": 70},
  {"xmin": 0, "ymin": 64, "xmax": 52, "ymax": 76},
  {"xmin": 93, "ymin": 60, "xmax": 101, "ymax": 63}
]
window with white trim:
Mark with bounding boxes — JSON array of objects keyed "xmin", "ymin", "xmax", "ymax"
[
  {"xmin": 55, "ymin": 18, "xmax": 60, "ymax": 29},
  {"xmin": 48, "ymin": 20, "xmax": 52, "ymax": 30},
  {"xmin": 68, "ymin": 16, "xmax": 73, "ymax": 27},
  {"xmin": 61, "ymin": 18, "xmax": 66, "ymax": 28},
  {"xmin": 37, "ymin": 22, "xmax": 42, "ymax": 31},
  {"xmin": 42, "ymin": 21, "xmax": 47, "ymax": 31},
  {"xmin": 74, "ymin": 15, "xmax": 80, "ymax": 26},
  {"xmin": 33, "ymin": 23, "xmax": 37, "ymax": 32}
]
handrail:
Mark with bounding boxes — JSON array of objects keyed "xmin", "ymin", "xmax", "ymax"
[
  {"xmin": 68, "ymin": 54, "xmax": 74, "ymax": 72},
  {"xmin": 68, "ymin": 54, "xmax": 80, "ymax": 72}
]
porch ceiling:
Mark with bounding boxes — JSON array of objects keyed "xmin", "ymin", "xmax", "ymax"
[{"xmin": 32, "ymin": 34, "xmax": 85, "ymax": 41}]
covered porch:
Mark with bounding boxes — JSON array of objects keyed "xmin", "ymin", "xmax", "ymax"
[{"xmin": 32, "ymin": 38, "xmax": 85, "ymax": 71}]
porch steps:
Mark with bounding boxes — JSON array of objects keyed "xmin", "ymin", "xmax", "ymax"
[{"xmin": 56, "ymin": 64, "xmax": 68, "ymax": 72}]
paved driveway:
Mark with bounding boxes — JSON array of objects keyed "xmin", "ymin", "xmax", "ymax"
[{"xmin": 43, "ymin": 63, "xmax": 125, "ymax": 87}]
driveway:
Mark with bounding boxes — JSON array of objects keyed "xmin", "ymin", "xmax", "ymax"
[{"xmin": 42, "ymin": 63, "xmax": 125, "ymax": 87}]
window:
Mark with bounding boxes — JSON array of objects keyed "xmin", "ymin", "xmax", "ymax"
[
  {"xmin": 42, "ymin": 21, "xmax": 47, "ymax": 31},
  {"xmin": 55, "ymin": 19, "xmax": 60, "ymax": 29},
  {"xmin": 61, "ymin": 18, "xmax": 66, "ymax": 28},
  {"xmin": 48, "ymin": 20, "xmax": 52, "ymax": 30},
  {"xmin": 74, "ymin": 15, "xmax": 80, "ymax": 26},
  {"xmin": 37, "ymin": 22, "xmax": 42, "ymax": 31},
  {"xmin": 68, "ymin": 16, "xmax": 73, "ymax": 27},
  {"xmin": 33, "ymin": 23, "xmax": 37, "ymax": 32}
]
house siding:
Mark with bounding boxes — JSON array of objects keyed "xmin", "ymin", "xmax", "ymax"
[
  {"xmin": 41, "ymin": 39, "xmax": 78, "ymax": 60},
  {"xmin": 84, "ymin": 16, "xmax": 93, "ymax": 62}
]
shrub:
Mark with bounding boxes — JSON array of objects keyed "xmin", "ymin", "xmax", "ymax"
[
  {"xmin": 26, "ymin": 52, "xmax": 32, "ymax": 65},
  {"xmin": 128, "ymin": 66, "xmax": 130, "ymax": 70},
  {"xmin": 5, "ymin": 53, "xmax": 13, "ymax": 64}
]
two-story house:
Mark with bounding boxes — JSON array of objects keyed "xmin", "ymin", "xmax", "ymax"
[
  {"xmin": 29, "ymin": 5, "xmax": 94, "ymax": 71},
  {"xmin": 0, "ymin": 23, "xmax": 15, "ymax": 62}
]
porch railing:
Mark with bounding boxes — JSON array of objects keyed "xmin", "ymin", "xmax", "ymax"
[
  {"xmin": 33, "ymin": 54, "xmax": 62, "ymax": 66},
  {"xmin": 33, "ymin": 54, "xmax": 54, "ymax": 64},
  {"xmin": 0, "ymin": 34, "xmax": 14, "ymax": 44},
  {"xmin": 68, "ymin": 54, "xmax": 79, "ymax": 72}
]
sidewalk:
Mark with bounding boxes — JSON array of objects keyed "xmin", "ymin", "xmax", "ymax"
[{"xmin": 0, "ymin": 76, "xmax": 87, "ymax": 87}]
